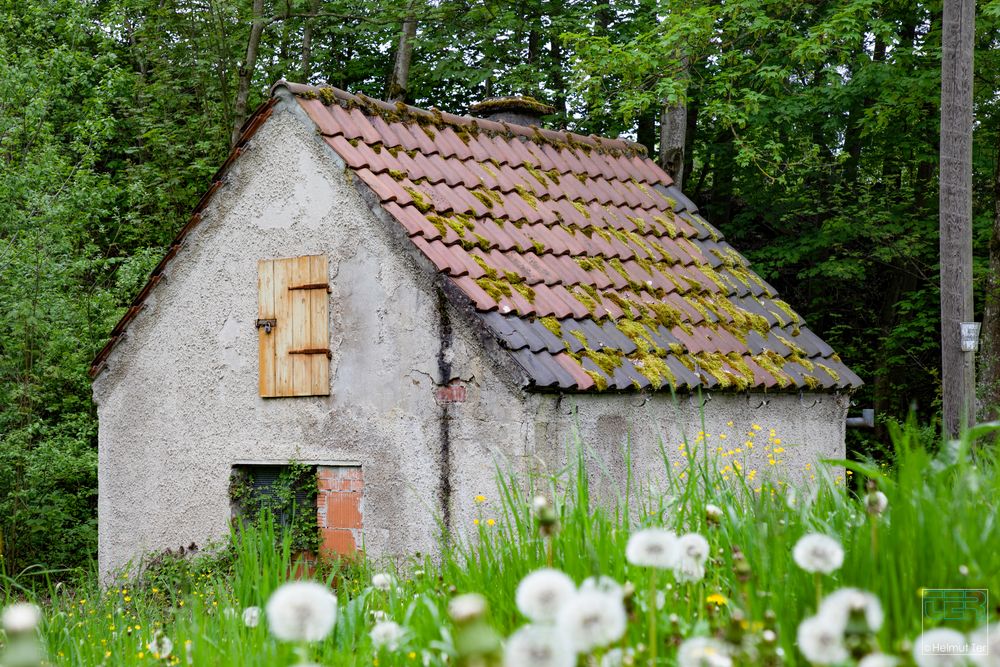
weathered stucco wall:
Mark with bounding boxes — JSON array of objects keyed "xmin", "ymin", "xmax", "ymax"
[{"xmin": 94, "ymin": 93, "xmax": 849, "ymax": 576}]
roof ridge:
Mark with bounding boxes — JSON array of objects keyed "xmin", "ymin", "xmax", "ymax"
[{"xmin": 272, "ymin": 80, "xmax": 650, "ymax": 159}]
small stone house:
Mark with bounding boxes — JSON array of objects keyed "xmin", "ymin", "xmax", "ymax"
[{"xmin": 91, "ymin": 81, "xmax": 862, "ymax": 575}]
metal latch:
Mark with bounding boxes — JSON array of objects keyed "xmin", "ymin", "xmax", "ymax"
[{"xmin": 255, "ymin": 318, "xmax": 276, "ymax": 334}]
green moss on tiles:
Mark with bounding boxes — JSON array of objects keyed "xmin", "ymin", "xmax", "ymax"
[
  {"xmin": 546, "ymin": 168, "xmax": 561, "ymax": 184},
  {"xmin": 647, "ymin": 301, "xmax": 686, "ymax": 332},
  {"xmin": 524, "ymin": 163, "xmax": 549, "ymax": 186},
  {"xmin": 385, "ymin": 145, "xmax": 402, "ymax": 158},
  {"xmin": 427, "ymin": 215, "xmax": 449, "ymax": 238},
  {"xmin": 668, "ymin": 342, "xmax": 685, "ymax": 356},
  {"xmin": 574, "ymin": 256, "xmax": 606, "ymax": 272},
  {"xmin": 540, "ymin": 316, "xmax": 562, "ymax": 338},
  {"xmin": 531, "ymin": 240, "xmax": 546, "ymax": 255},
  {"xmin": 472, "ymin": 254, "xmax": 498, "ymax": 279},
  {"xmin": 472, "ymin": 233, "xmax": 491, "ymax": 251},
  {"xmin": 571, "ymin": 200, "xmax": 591, "ymax": 218},
  {"xmin": 387, "ymin": 168, "xmax": 407, "ymax": 181},
  {"xmin": 318, "ymin": 87, "xmax": 337, "ymax": 105},
  {"xmin": 404, "ymin": 186, "xmax": 432, "ymax": 213},
  {"xmin": 584, "ymin": 369, "xmax": 609, "ymax": 390},
  {"xmin": 772, "ymin": 299, "xmax": 800, "ymax": 324},
  {"xmin": 471, "ymin": 190, "xmax": 495, "ymax": 209},
  {"xmin": 802, "ymin": 374, "xmax": 821, "ymax": 390},
  {"xmin": 630, "ymin": 351, "xmax": 675, "ymax": 388},
  {"xmin": 570, "ymin": 287, "xmax": 599, "ymax": 315},
  {"xmin": 653, "ymin": 215, "xmax": 679, "ymax": 238},
  {"xmin": 515, "ymin": 184, "xmax": 539, "ymax": 210},
  {"xmin": 512, "ymin": 281, "xmax": 536, "ymax": 302},
  {"xmin": 479, "ymin": 162, "xmax": 497, "ymax": 178},
  {"xmin": 569, "ymin": 329, "xmax": 588, "ymax": 349},
  {"xmin": 752, "ymin": 350, "xmax": 792, "ymax": 388},
  {"xmin": 817, "ymin": 362, "xmax": 840, "ymax": 382},
  {"xmin": 476, "ymin": 276, "xmax": 512, "ymax": 301},
  {"xmin": 607, "ymin": 258, "xmax": 632, "ymax": 284}
]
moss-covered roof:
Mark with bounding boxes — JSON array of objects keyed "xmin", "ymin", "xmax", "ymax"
[{"xmin": 286, "ymin": 80, "xmax": 861, "ymax": 392}]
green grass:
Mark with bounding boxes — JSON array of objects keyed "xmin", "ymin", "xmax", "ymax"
[{"xmin": 2, "ymin": 418, "xmax": 999, "ymax": 666}]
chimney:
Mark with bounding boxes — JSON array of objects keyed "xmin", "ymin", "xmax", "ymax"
[{"xmin": 469, "ymin": 96, "xmax": 556, "ymax": 127}]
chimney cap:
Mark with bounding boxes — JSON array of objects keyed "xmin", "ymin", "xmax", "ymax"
[{"xmin": 469, "ymin": 96, "xmax": 556, "ymax": 126}]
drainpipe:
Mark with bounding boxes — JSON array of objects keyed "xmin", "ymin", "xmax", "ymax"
[{"xmin": 846, "ymin": 408, "xmax": 875, "ymax": 429}]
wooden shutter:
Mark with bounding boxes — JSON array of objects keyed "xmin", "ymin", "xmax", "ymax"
[{"xmin": 257, "ymin": 255, "xmax": 330, "ymax": 397}]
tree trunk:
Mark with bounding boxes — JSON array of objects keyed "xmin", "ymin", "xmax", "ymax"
[
  {"xmin": 386, "ymin": 3, "xmax": 417, "ymax": 102},
  {"xmin": 978, "ymin": 142, "xmax": 1000, "ymax": 421},
  {"xmin": 300, "ymin": 0, "xmax": 321, "ymax": 81},
  {"xmin": 939, "ymin": 0, "xmax": 976, "ymax": 436},
  {"xmin": 231, "ymin": 0, "xmax": 267, "ymax": 148},
  {"xmin": 683, "ymin": 83, "xmax": 698, "ymax": 190},
  {"xmin": 659, "ymin": 57, "xmax": 688, "ymax": 189}
]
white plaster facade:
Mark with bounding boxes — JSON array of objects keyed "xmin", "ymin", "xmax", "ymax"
[{"xmin": 93, "ymin": 93, "xmax": 850, "ymax": 576}]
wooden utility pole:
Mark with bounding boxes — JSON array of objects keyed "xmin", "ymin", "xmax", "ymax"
[{"xmin": 939, "ymin": 0, "xmax": 976, "ymax": 436}]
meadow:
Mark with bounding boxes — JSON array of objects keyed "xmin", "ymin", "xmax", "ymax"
[{"xmin": 1, "ymin": 418, "xmax": 998, "ymax": 667}]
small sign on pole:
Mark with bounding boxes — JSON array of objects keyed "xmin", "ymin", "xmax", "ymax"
[{"xmin": 960, "ymin": 322, "xmax": 981, "ymax": 352}]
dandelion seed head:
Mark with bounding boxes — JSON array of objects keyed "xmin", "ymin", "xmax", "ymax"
[
  {"xmin": 797, "ymin": 615, "xmax": 848, "ymax": 665},
  {"xmin": 370, "ymin": 620, "xmax": 405, "ymax": 651},
  {"xmin": 2, "ymin": 603, "xmax": 41, "ymax": 634},
  {"xmin": 677, "ymin": 636, "xmax": 734, "ymax": 667},
  {"xmin": 555, "ymin": 590, "xmax": 627, "ymax": 653},
  {"xmin": 859, "ymin": 653, "xmax": 901, "ymax": 667},
  {"xmin": 705, "ymin": 504, "xmax": 723, "ymax": 523},
  {"xmin": 820, "ymin": 588, "xmax": 884, "ymax": 632},
  {"xmin": 372, "ymin": 573, "xmax": 395, "ymax": 591},
  {"xmin": 866, "ymin": 491, "xmax": 889, "ymax": 516},
  {"xmin": 504, "ymin": 624, "xmax": 574, "ymax": 667},
  {"xmin": 580, "ymin": 575, "xmax": 624, "ymax": 600},
  {"xmin": 968, "ymin": 623, "xmax": 999, "ymax": 667},
  {"xmin": 265, "ymin": 581, "xmax": 337, "ymax": 642},
  {"xmin": 516, "ymin": 569, "xmax": 576, "ymax": 623},
  {"xmin": 793, "ymin": 534, "xmax": 844, "ymax": 574},
  {"xmin": 913, "ymin": 628, "xmax": 968, "ymax": 667},
  {"xmin": 242, "ymin": 606, "xmax": 261, "ymax": 627},
  {"xmin": 146, "ymin": 631, "xmax": 173, "ymax": 659},
  {"xmin": 626, "ymin": 528, "xmax": 678, "ymax": 569},
  {"xmin": 448, "ymin": 593, "xmax": 487, "ymax": 623}
]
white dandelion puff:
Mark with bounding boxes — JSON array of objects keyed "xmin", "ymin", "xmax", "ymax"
[
  {"xmin": 626, "ymin": 528, "xmax": 678, "ymax": 569},
  {"xmin": 677, "ymin": 636, "xmax": 734, "ymax": 667},
  {"xmin": 242, "ymin": 606, "xmax": 261, "ymax": 628},
  {"xmin": 579, "ymin": 575, "xmax": 624, "ymax": 600},
  {"xmin": 793, "ymin": 534, "xmax": 844, "ymax": 574},
  {"xmin": 913, "ymin": 628, "xmax": 969, "ymax": 667},
  {"xmin": 969, "ymin": 623, "xmax": 1000, "ymax": 667},
  {"xmin": 515, "ymin": 569, "xmax": 576, "ymax": 623},
  {"xmin": 866, "ymin": 491, "xmax": 889, "ymax": 515},
  {"xmin": 705, "ymin": 504, "xmax": 723, "ymax": 523},
  {"xmin": 147, "ymin": 631, "xmax": 173, "ymax": 659},
  {"xmin": 504, "ymin": 624, "xmax": 574, "ymax": 667},
  {"xmin": 797, "ymin": 615, "xmax": 849, "ymax": 665},
  {"xmin": 555, "ymin": 590, "xmax": 627, "ymax": 653},
  {"xmin": 372, "ymin": 573, "xmax": 395, "ymax": 591},
  {"xmin": 370, "ymin": 620, "xmax": 405, "ymax": 651},
  {"xmin": 265, "ymin": 581, "xmax": 337, "ymax": 642},
  {"xmin": 859, "ymin": 653, "xmax": 901, "ymax": 667},
  {"xmin": 532, "ymin": 496, "xmax": 550, "ymax": 511},
  {"xmin": 1, "ymin": 603, "xmax": 42, "ymax": 633},
  {"xmin": 449, "ymin": 593, "xmax": 487, "ymax": 623},
  {"xmin": 674, "ymin": 533, "xmax": 710, "ymax": 583},
  {"xmin": 819, "ymin": 588, "xmax": 884, "ymax": 632}
]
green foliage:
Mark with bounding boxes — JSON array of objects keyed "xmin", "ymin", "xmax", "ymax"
[{"xmin": 229, "ymin": 463, "xmax": 320, "ymax": 555}]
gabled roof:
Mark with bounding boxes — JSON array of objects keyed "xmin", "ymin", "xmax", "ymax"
[{"xmin": 91, "ymin": 80, "xmax": 862, "ymax": 393}]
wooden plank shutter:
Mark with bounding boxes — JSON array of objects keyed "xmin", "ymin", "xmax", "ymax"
[{"xmin": 257, "ymin": 255, "xmax": 330, "ymax": 397}]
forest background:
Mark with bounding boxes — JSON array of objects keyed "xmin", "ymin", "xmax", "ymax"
[{"xmin": 2, "ymin": 0, "xmax": 999, "ymax": 575}]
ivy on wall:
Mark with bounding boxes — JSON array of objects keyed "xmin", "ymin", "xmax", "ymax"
[{"xmin": 228, "ymin": 462, "xmax": 320, "ymax": 555}]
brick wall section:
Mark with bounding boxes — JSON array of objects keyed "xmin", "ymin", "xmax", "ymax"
[{"xmin": 316, "ymin": 466, "xmax": 363, "ymax": 558}]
